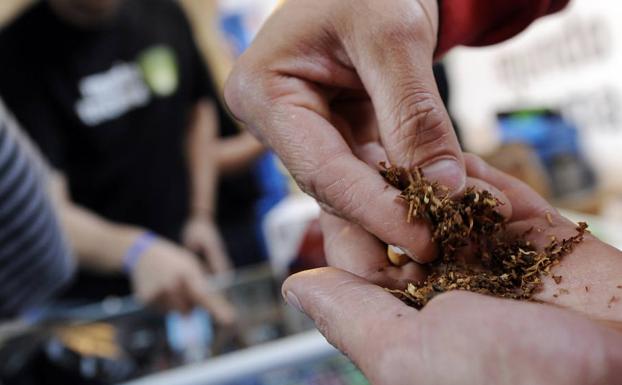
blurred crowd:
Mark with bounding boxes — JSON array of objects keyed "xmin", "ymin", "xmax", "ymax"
[
  {"xmin": 5, "ymin": 1, "xmax": 622, "ymax": 385},
  {"xmin": 0, "ymin": 0, "xmax": 281, "ymax": 323}
]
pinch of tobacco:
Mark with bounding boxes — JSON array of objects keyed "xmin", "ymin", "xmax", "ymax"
[{"xmin": 381, "ymin": 165, "xmax": 587, "ymax": 309}]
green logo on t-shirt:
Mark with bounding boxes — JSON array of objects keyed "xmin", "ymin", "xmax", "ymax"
[{"xmin": 138, "ymin": 46, "xmax": 179, "ymax": 97}]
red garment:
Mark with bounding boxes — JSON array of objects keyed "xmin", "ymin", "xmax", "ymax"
[{"xmin": 436, "ymin": 0, "xmax": 569, "ymax": 57}]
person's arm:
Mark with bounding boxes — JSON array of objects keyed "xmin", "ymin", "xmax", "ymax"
[
  {"xmin": 0, "ymin": 106, "xmax": 74, "ymax": 318},
  {"xmin": 182, "ymin": 99, "xmax": 231, "ymax": 273},
  {"xmin": 53, "ymin": 174, "xmax": 235, "ymax": 324},
  {"xmin": 179, "ymin": 0, "xmax": 265, "ymax": 174},
  {"xmin": 436, "ymin": 0, "xmax": 570, "ymax": 57},
  {"xmin": 225, "ymin": 0, "xmax": 568, "ymax": 264},
  {"xmin": 54, "ymin": 191, "xmax": 145, "ymax": 273},
  {"xmin": 217, "ymin": 131, "xmax": 265, "ymax": 175},
  {"xmin": 187, "ymin": 99, "xmax": 218, "ymax": 224}
]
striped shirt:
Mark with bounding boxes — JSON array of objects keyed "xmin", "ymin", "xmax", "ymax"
[{"xmin": 0, "ymin": 100, "xmax": 74, "ymax": 318}]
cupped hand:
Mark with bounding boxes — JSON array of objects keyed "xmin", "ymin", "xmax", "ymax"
[
  {"xmin": 322, "ymin": 153, "xmax": 622, "ymax": 325},
  {"xmin": 225, "ymin": 0, "xmax": 464, "ymax": 263},
  {"xmin": 130, "ymin": 237, "xmax": 236, "ymax": 325},
  {"xmin": 283, "ymin": 268, "xmax": 622, "ymax": 385},
  {"xmin": 465, "ymin": 154, "xmax": 622, "ymax": 323}
]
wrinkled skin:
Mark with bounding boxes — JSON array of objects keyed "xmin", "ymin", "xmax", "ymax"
[
  {"xmin": 225, "ymin": 0, "xmax": 465, "ymax": 264},
  {"xmin": 284, "ymin": 269, "xmax": 622, "ymax": 385},
  {"xmin": 283, "ymin": 156, "xmax": 622, "ymax": 385},
  {"xmin": 226, "ymin": 1, "xmax": 622, "ymax": 382}
]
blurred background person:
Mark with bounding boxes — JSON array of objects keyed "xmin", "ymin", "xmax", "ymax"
[
  {"xmin": 0, "ymin": 99, "xmax": 74, "ymax": 319},
  {"xmin": 0, "ymin": 0, "xmax": 235, "ymax": 320},
  {"xmin": 183, "ymin": 0, "xmax": 288, "ymax": 270}
]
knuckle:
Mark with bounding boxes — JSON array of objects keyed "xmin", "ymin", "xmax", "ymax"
[
  {"xmin": 320, "ymin": 175, "xmax": 367, "ymax": 220},
  {"xmin": 295, "ymin": 150, "xmax": 346, "ymax": 199},
  {"xmin": 226, "ymin": 60, "xmax": 292, "ymax": 125},
  {"xmin": 373, "ymin": 17, "xmax": 417, "ymax": 45},
  {"xmin": 223, "ymin": 68, "xmax": 245, "ymax": 119},
  {"xmin": 386, "ymin": 85, "xmax": 453, "ymax": 164},
  {"xmin": 224, "ymin": 62, "xmax": 263, "ymax": 123},
  {"xmin": 352, "ymin": 9, "xmax": 436, "ymax": 68},
  {"xmin": 362, "ymin": 1, "xmax": 433, "ymax": 45},
  {"xmin": 392, "ymin": 86, "xmax": 443, "ymax": 138},
  {"xmin": 305, "ymin": 153, "xmax": 367, "ymax": 220}
]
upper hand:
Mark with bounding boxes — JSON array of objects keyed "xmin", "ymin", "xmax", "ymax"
[
  {"xmin": 225, "ymin": 0, "xmax": 465, "ymax": 262},
  {"xmin": 182, "ymin": 216, "xmax": 232, "ymax": 274},
  {"xmin": 130, "ymin": 236, "xmax": 236, "ymax": 325}
]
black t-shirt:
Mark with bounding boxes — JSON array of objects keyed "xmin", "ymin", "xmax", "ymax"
[{"xmin": 0, "ymin": 0, "xmax": 212, "ymax": 242}]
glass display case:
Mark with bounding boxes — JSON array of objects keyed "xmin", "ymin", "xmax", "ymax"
[{"xmin": 0, "ymin": 264, "xmax": 368, "ymax": 385}]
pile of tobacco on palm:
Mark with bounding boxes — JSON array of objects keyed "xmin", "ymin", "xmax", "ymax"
[{"xmin": 380, "ymin": 163, "xmax": 588, "ymax": 309}]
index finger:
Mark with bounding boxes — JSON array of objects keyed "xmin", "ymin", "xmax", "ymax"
[
  {"xmin": 341, "ymin": 0, "xmax": 465, "ymax": 192},
  {"xmin": 254, "ymin": 92, "xmax": 438, "ymax": 262}
]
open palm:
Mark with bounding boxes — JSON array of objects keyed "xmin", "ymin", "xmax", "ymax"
[
  {"xmin": 284, "ymin": 267, "xmax": 622, "ymax": 385},
  {"xmin": 465, "ymin": 154, "xmax": 622, "ymax": 324},
  {"xmin": 284, "ymin": 154, "xmax": 622, "ymax": 384}
]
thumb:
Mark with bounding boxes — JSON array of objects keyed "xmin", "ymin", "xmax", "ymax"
[
  {"xmin": 282, "ymin": 267, "xmax": 415, "ymax": 372},
  {"xmin": 346, "ymin": 1, "xmax": 465, "ymax": 192}
]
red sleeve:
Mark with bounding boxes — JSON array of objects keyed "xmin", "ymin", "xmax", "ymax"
[{"xmin": 435, "ymin": 0, "xmax": 569, "ymax": 57}]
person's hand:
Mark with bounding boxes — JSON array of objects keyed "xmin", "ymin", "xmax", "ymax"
[
  {"xmin": 322, "ymin": 153, "xmax": 622, "ymax": 324},
  {"xmin": 225, "ymin": 0, "xmax": 464, "ymax": 263},
  {"xmin": 465, "ymin": 154, "xmax": 622, "ymax": 322},
  {"xmin": 284, "ymin": 155, "xmax": 622, "ymax": 384},
  {"xmin": 182, "ymin": 215, "xmax": 232, "ymax": 274},
  {"xmin": 283, "ymin": 268, "xmax": 622, "ymax": 385},
  {"xmin": 130, "ymin": 237, "xmax": 236, "ymax": 325}
]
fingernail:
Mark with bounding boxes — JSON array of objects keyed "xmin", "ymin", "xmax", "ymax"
[
  {"xmin": 389, "ymin": 245, "xmax": 406, "ymax": 255},
  {"xmin": 387, "ymin": 245, "xmax": 411, "ymax": 266},
  {"xmin": 400, "ymin": 246, "xmax": 419, "ymax": 262},
  {"xmin": 422, "ymin": 159, "xmax": 466, "ymax": 192},
  {"xmin": 390, "ymin": 244, "xmax": 416, "ymax": 259},
  {"xmin": 285, "ymin": 290, "xmax": 303, "ymax": 313},
  {"xmin": 395, "ymin": 245, "xmax": 423, "ymax": 263}
]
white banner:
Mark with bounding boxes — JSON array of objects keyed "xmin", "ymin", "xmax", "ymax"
[{"xmin": 446, "ymin": 0, "xmax": 622, "ymax": 192}]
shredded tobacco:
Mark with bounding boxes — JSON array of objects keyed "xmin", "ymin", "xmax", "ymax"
[{"xmin": 380, "ymin": 164, "xmax": 588, "ymax": 309}]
